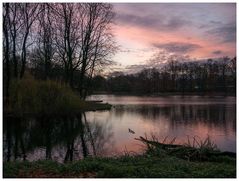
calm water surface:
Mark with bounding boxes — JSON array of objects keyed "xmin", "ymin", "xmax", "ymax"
[{"xmin": 3, "ymin": 95, "xmax": 236, "ymax": 162}]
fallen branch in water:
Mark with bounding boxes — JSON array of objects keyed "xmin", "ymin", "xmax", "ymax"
[
  {"xmin": 135, "ymin": 136, "xmax": 184, "ymax": 149},
  {"xmin": 135, "ymin": 136, "xmax": 236, "ymax": 161}
]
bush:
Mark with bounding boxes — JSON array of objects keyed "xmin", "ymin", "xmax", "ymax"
[{"xmin": 7, "ymin": 76, "xmax": 87, "ymax": 116}]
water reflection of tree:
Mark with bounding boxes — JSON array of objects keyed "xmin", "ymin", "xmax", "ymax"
[
  {"xmin": 114, "ymin": 104, "xmax": 235, "ymax": 135},
  {"xmin": 3, "ymin": 113, "xmax": 113, "ymax": 162},
  {"xmin": 87, "ymin": 119, "xmax": 114, "ymax": 156},
  {"xmin": 3, "ymin": 117, "xmax": 30, "ymax": 161}
]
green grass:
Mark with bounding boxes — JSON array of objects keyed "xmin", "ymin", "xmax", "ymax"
[
  {"xmin": 5, "ymin": 76, "xmax": 111, "ymax": 116},
  {"xmin": 3, "ymin": 152, "xmax": 236, "ymax": 178}
]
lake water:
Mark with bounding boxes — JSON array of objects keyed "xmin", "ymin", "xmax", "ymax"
[{"xmin": 3, "ymin": 95, "xmax": 236, "ymax": 162}]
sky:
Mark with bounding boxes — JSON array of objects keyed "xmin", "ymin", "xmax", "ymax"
[{"xmin": 111, "ymin": 3, "xmax": 236, "ymax": 73}]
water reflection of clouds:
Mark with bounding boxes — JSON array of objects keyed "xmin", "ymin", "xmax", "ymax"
[{"xmin": 87, "ymin": 95, "xmax": 235, "ymax": 153}]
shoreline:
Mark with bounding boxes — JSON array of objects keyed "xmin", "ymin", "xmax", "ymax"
[
  {"xmin": 4, "ymin": 143, "xmax": 236, "ymax": 178},
  {"xmin": 90, "ymin": 91, "xmax": 236, "ymax": 97},
  {"xmin": 3, "ymin": 101, "xmax": 112, "ymax": 117}
]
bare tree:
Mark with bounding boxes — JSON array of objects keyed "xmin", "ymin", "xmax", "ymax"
[
  {"xmin": 52, "ymin": 3, "xmax": 81, "ymax": 87},
  {"xmin": 9, "ymin": 3, "xmax": 23, "ymax": 78},
  {"xmin": 4, "ymin": 3, "xmax": 116, "ymax": 98},
  {"xmin": 35, "ymin": 3, "xmax": 54, "ymax": 80},
  {"xmin": 230, "ymin": 57, "xmax": 236, "ymax": 88},
  {"xmin": 219, "ymin": 57, "xmax": 230, "ymax": 91},
  {"xmin": 78, "ymin": 3, "xmax": 116, "ymax": 98},
  {"xmin": 19, "ymin": 3, "xmax": 40, "ymax": 78},
  {"xmin": 167, "ymin": 60, "xmax": 178, "ymax": 91},
  {"xmin": 51, "ymin": 3, "xmax": 116, "ymax": 93},
  {"xmin": 3, "ymin": 3, "xmax": 11, "ymax": 98}
]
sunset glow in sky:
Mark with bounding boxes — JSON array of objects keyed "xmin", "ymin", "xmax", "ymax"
[{"xmin": 111, "ymin": 3, "xmax": 236, "ymax": 72}]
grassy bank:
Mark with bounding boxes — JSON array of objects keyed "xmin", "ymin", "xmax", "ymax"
[
  {"xmin": 4, "ymin": 77, "xmax": 111, "ymax": 116},
  {"xmin": 4, "ymin": 136, "xmax": 236, "ymax": 178},
  {"xmin": 4, "ymin": 151, "xmax": 236, "ymax": 178}
]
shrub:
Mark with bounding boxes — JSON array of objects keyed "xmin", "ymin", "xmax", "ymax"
[{"xmin": 8, "ymin": 77, "xmax": 87, "ymax": 116}]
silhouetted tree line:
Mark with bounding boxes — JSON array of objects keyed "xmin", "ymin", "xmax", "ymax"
[
  {"xmin": 91, "ymin": 57, "xmax": 236, "ymax": 94},
  {"xmin": 3, "ymin": 3, "xmax": 116, "ymax": 99}
]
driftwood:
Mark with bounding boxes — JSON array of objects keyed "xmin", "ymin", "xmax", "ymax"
[
  {"xmin": 135, "ymin": 136, "xmax": 184, "ymax": 148},
  {"xmin": 135, "ymin": 136, "xmax": 236, "ymax": 160}
]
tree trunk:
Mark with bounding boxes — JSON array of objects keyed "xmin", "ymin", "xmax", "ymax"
[
  {"xmin": 3, "ymin": 3, "xmax": 11, "ymax": 99},
  {"xmin": 20, "ymin": 32, "xmax": 29, "ymax": 78},
  {"xmin": 13, "ymin": 39, "xmax": 18, "ymax": 78}
]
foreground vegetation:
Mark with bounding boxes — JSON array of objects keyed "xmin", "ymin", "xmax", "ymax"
[
  {"xmin": 4, "ymin": 152, "xmax": 236, "ymax": 178},
  {"xmin": 4, "ymin": 136, "xmax": 236, "ymax": 178},
  {"xmin": 4, "ymin": 77, "xmax": 111, "ymax": 116}
]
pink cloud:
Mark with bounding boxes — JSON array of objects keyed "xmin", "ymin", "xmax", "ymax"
[{"xmin": 112, "ymin": 3, "xmax": 236, "ymax": 67}]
